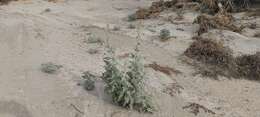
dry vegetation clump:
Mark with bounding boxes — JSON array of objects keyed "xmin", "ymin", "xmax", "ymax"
[
  {"xmin": 86, "ymin": 34, "xmax": 104, "ymax": 45},
  {"xmin": 82, "ymin": 71, "xmax": 96, "ymax": 91},
  {"xmin": 159, "ymin": 29, "xmax": 171, "ymax": 41},
  {"xmin": 194, "ymin": 10, "xmax": 244, "ymax": 35},
  {"xmin": 184, "ymin": 37, "xmax": 238, "ymax": 78},
  {"xmin": 132, "ymin": 0, "xmax": 180, "ymax": 19},
  {"xmin": 236, "ymin": 53, "xmax": 260, "ymax": 80},
  {"xmin": 163, "ymin": 83, "xmax": 184, "ymax": 97},
  {"xmin": 183, "ymin": 103, "xmax": 216, "ymax": 116},
  {"xmin": 185, "ymin": 37, "xmax": 260, "ymax": 80},
  {"xmin": 0, "ymin": 0, "xmax": 17, "ymax": 4},
  {"xmin": 246, "ymin": 9, "xmax": 260, "ymax": 17},
  {"xmin": 184, "ymin": 37, "xmax": 234, "ymax": 66},
  {"xmin": 146, "ymin": 62, "xmax": 181, "ymax": 76},
  {"xmin": 254, "ymin": 32, "xmax": 260, "ymax": 37},
  {"xmin": 132, "ymin": 0, "xmax": 252, "ymax": 20},
  {"xmin": 194, "ymin": 65, "xmax": 225, "ymax": 78},
  {"xmin": 199, "ymin": 0, "xmax": 250, "ymax": 14},
  {"xmin": 41, "ymin": 62, "xmax": 62, "ymax": 74}
]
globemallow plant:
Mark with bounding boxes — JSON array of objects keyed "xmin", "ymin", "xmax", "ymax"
[{"xmin": 102, "ymin": 48, "xmax": 154, "ymax": 113}]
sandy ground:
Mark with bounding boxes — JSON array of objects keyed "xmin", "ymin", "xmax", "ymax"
[{"xmin": 0, "ymin": 0, "xmax": 260, "ymax": 117}]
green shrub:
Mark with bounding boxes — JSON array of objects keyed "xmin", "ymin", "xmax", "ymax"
[
  {"xmin": 82, "ymin": 71, "xmax": 96, "ymax": 91},
  {"xmin": 102, "ymin": 48, "xmax": 154, "ymax": 113},
  {"xmin": 87, "ymin": 49, "xmax": 99, "ymax": 54},
  {"xmin": 159, "ymin": 29, "xmax": 171, "ymax": 41},
  {"xmin": 41, "ymin": 62, "xmax": 62, "ymax": 74},
  {"xmin": 127, "ymin": 14, "xmax": 137, "ymax": 22},
  {"xmin": 86, "ymin": 34, "xmax": 103, "ymax": 44}
]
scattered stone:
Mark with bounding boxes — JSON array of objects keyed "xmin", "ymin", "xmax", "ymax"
[{"xmin": 133, "ymin": 0, "xmax": 178, "ymax": 19}]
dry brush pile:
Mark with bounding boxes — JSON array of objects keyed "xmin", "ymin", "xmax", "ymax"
[
  {"xmin": 130, "ymin": 0, "xmax": 251, "ymax": 35},
  {"xmin": 184, "ymin": 36, "xmax": 260, "ymax": 80},
  {"xmin": 236, "ymin": 53, "xmax": 260, "ymax": 80},
  {"xmin": 129, "ymin": 0, "xmax": 200, "ymax": 20},
  {"xmin": 131, "ymin": 0, "xmax": 179, "ymax": 20},
  {"xmin": 193, "ymin": 0, "xmax": 251, "ymax": 35},
  {"xmin": 198, "ymin": 0, "xmax": 250, "ymax": 14},
  {"xmin": 193, "ymin": 10, "xmax": 244, "ymax": 35},
  {"xmin": 131, "ymin": 0, "xmax": 253, "ymax": 20}
]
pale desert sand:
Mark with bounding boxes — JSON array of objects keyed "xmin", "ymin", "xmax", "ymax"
[{"xmin": 0, "ymin": 0, "xmax": 260, "ymax": 117}]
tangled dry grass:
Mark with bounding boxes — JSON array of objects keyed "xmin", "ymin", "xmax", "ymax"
[
  {"xmin": 194, "ymin": 10, "xmax": 244, "ymax": 35},
  {"xmin": 185, "ymin": 36, "xmax": 260, "ymax": 80},
  {"xmin": 183, "ymin": 102, "xmax": 216, "ymax": 116},
  {"xmin": 184, "ymin": 37, "xmax": 237, "ymax": 77},
  {"xmin": 236, "ymin": 53, "xmax": 260, "ymax": 80},
  {"xmin": 132, "ymin": 0, "xmax": 200, "ymax": 20},
  {"xmin": 132, "ymin": 0, "xmax": 252, "ymax": 20},
  {"xmin": 199, "ymin": 0, "xmax": 250, "ymax": 13},
  {"xmin": 184, "ymin": 37, "xmax": 234, "ymax": 66},
  {"xmin": 133, "ymin": 0, "xmax": 179, "ymax": 19}
]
